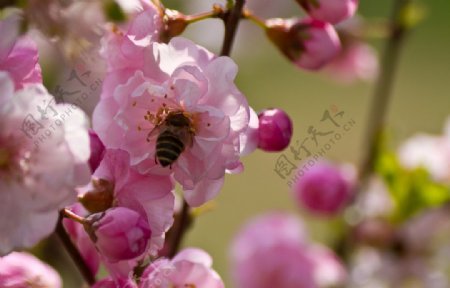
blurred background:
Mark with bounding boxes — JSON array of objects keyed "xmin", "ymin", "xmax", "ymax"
[{"xmin": 31, "ymin": 0, "xmax": 450, "ymax": 286}]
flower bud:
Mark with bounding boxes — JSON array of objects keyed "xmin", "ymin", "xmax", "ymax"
[
  {"xmin": 84, "ymin": 207, "xmax": 151, "ymax": 262},
  {"xmin": 293, "ymin": 162, "xmax": 354, "ymax": 215},
  {"xmin": 89, "ymin": 129, "xmax": 105, "ymax": 173},
  {"xmin": 257, "ymin": 108, "xmax": 293, "ymax": 152},
  {"xmin": 296, "ymin": 0, "xmax": 358, "ymax": 24},
  {"xmin": 266, "ymin": 18, "xmax": 341, "ymax": 70}
]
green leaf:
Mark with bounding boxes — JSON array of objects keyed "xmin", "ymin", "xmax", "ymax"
[{"xmin": 376, "ymin": 151, "xmax": 450, "ymax": 223}]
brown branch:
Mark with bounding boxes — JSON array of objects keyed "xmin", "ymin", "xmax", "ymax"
[
  {"xmin": 220, "ymin": 0, "xmax": 246, "ymax": 56},
  {"xmin": 359, "ymin": 0, "xmax": 411, "ymax": 182},
  {"xmin": 56, "ymin": 212, "xmax": 96, "ymax": 285},
  {"xmin": 168, "ymin": 200, "xmax": 191, "ymax": 258}
]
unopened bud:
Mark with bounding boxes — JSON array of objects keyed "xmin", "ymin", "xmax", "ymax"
[
  {"xmin": 296, "ymin": 0, "xmax": 358, "ymax": 25},
  {"xmin": 84, "ymin": 207, "xmax": 152, "ymax": 262},
  {"xmin": 257, "ymin": 108, "xmax": 293, "ymax": 152},
  {"xmin": 266, "ymin": 18, "xmax": 341, "ymax": 70}
]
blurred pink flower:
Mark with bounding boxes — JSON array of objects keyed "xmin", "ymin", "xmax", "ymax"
[
  {"xmin": 267, "ymin": 18, "xmax": 341, "ymax": 70},
  {"xmin": 297, "ymin": 0, "xmax": 358, "ymax": 25},
  {"xmin": 398, "ymin": 119, "xmax": 450, "ymax": 183},
  {"xmin": 85, "ymin": 207, "xmax": 152, "ymax": 262},
  {"xmin": 93, "ymin": 276, "xmax": 137, "ymax": 288},
  {"xmin": 140, "ymin": 248, "xmax": 224, "ymax": 288},
  {"xmin": 0, "ymin": 72, "xmax": 90, "ymax": 255},
  {"xmin": 0, "ymin": 252, "xmax": 61, "ymax": 288},
  {"xmin": 326, "ymin": 42, "xmax": 378, "ymax": 83},
  {"xmin": 293, "ymin": 162, "xmax": 355, "ymax": 216},
  {"xmin": 93, "ymin": 37, "xmax": 250, "ymax": 207},
  {"xmin": 230, "ymin": 212, "xmax": 346, "ymax": 288},
  {"xmin": 0, "ymin": 11, "xmax": 42, "ymax": 90}
]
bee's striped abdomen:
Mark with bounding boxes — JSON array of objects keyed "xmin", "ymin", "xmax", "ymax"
[{"xmin": 156, "ymin": 130, "xmax": 185, "ymax": 167}]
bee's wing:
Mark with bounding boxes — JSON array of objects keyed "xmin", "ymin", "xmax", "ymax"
[{"xmin": 147, "ymin": 125, "xmax": 162, "ymax": 141}]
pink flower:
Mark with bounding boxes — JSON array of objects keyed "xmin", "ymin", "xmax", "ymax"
[
  {"xmin": 89, "ymin": 129, "xmax": 106, "ymax": 172},
  {"xmin": 88, "ymin": 149, "xmax": 175, "ymax": 254},
  {"xmin": 398, "ymin": 118, "xmax": 450, "ymax": 183},
  {"xmin": 326, "ymin": 42, "xmax": 378, "ymax": 83},
  {"xmin": 266, "ymin": 18, "xmax": 341, "ymax": 70},
  {"xmin": 297, "ymin": 0, "xmax": 358, "ymax": 25},
  {"xmin": 293, "ymin": 162, "xmax": 355, "ymax": 215},
  {"xmin": 0, "ymin": 11, "xmax": 42, "ymax": 90},
  {"xmin": 140, "ymin": 248, "xmax": 224, "ymax": 288},
  {"xmin": 230, "ymin": 213, "xmax": 346, "ymax": 288},
  {"xmin": 258, "ymin": 108, "xmax": 293, "ymax": 152},
  {"xmin": 0, "ymin": 252, "xmax": 61, "ymax": 287},
  {"xmin": 0, "ymin": 72, "xmax": 90, "ymax": 255},
  {"xmin": 85, "ymin": 207, "xmax": 152, "ymax": 262},
  {"xmin": 93, "ymin": 276, "xmax": 137, "ymax": 288},
  {"xmin": 93, "ymin": 37, "xmax": 250, "ymax": 207}
]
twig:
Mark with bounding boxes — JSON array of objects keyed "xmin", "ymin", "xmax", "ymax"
[
  {"xmin": 56, "ymin": 212, "xmax": 96, "ymax": 285},
  {"xmin": 220, "ymin": 0, "xmax": 246, "ymax": 56},
  {"xmin": 359, "ymin": 0, "xmax": 411, "ymax": 182},
  {"xmin": 168, "ymin": 200, "xmax": 191, "ymax": 258}
]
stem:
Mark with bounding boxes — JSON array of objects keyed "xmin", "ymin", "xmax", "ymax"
[
  {"xmin": 242, "ymin": 9, "xmax": 267, "ymax": 29},
  {"xmin": 185, "ymin": 6, "xmax": 224, "ymax": 24},
  {"xmin": 359, "ymin": 0, "xmax": 411, "ymax": 182},
  {"xmin": 56, "ymin": 212, "xmax": 95, "ymax": 285},
  {"xmin": 168, "ymin": 200, "xmax": 191, "ymax": 258},
  {"xmin": 220, "ymin": 0, "xmax": 246, "ymax": 56},
  {"xmin": 61, "ymin": 207, "xmax": 86, "ymax": 224}
]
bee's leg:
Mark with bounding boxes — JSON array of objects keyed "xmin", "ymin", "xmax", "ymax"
[
  {"xmin": 169, "ymin": 164, "xmax": 172, "ymax": 170},
  {"xmin": 154, "ymin": 155, "xmax": 158, "ymax": 165}
]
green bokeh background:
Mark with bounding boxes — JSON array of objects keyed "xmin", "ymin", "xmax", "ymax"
[
  {"xmin": 178, "ymin": 0, "xmax": 450, "ymax": 286},
  {"xmin": 33, "ymin": 0, "xmax": 450, "ymax": 286}
]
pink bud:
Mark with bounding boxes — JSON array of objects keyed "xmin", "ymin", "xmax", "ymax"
[
  {"xmin": 293, "ymin": 162, "xmax": 354, "ymax": 215},
  {"xmin": 297, "ymin": 0, "xmax": 358, "ymax": 25},
  {"xmin": 85, "ymin": 207, "xmax": 151, "ymax": 262},
  {"xmin": 258, "ymin": 108, "xmax": 293, "ymax": 152},
  {"xmin": 89, "ymin": 129, "xmax": 105, "ymax": 173},
  {"xmin": 266, "ymin": 18, "xmax": 341, "ymax": 70}
]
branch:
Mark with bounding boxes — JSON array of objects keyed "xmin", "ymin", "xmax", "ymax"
[
  {"xmin": 359, "ymin": 0, "xmax": 411, "ymax": 182},
  {"xmin": 56, "ymin": 212, "xmax": 95, "ymax": 285},
  {"xmin": 168, "ymin": 200, "xmax": 191, "ymax": 258},
  {"xmin": 220, "ymin": 0, "xmax": 246, "ymax": 56}
]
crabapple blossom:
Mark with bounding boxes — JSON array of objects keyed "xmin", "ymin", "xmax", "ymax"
[
  {"xmin": 296, "ymin": 0, "xmax": 359, "ymax": 25},
  {"xmin": 231, "ymin": 212, "xmax": 346, "ymax": 288},
  {"xmin": 93, "ymin": 277, "xmax": 137, "ymax": 288},
  {"xmin": 0, "ymin": 72, "xmax": 90, "ymax": 255},
  {"xmin": 78, "ymin": 149, "xmax": 175, "ymax": 260},
  {"xmin": 257, "ymin": 108, "xmax": 293, "ymax": 152},
  {"xmin": 0, "ymin": 252, "xmax": 62, "ymax": 288},
  {"xmin": 89, "ymin": 129, "xmax": 106, "ymax": 172},
  {"xmin": 398, "ymin": 118, "xmax": 450, "ymax": 183},
  {"xmin": 326, "ymin": 42, "xmax": 378, "ymax": 83},
  {"xmin": 140, "ymin": 248, "xmax": 224, "ymax": 288},
  {"xmin": 0, "ymin": 11, "xmax": 42, "ymax": 90},
  {"xmin": 93, "ymin": 36, "xmax": 250, "ymax": 207},
  {"xmin": 266, "ymin": 18, "xmax": 341, "ymax": 70},
  {"xmin": 84, "ymin": 207, "xmax": 152, "ymax": 262},
  {"xmin": 293, "ymin": 162, "xmax": 355, "ymax": 215}
]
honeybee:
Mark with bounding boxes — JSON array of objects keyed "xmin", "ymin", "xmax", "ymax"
[{"xmin": 148, "ymin": 110, "xmax": 194, "ymax": 168}]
